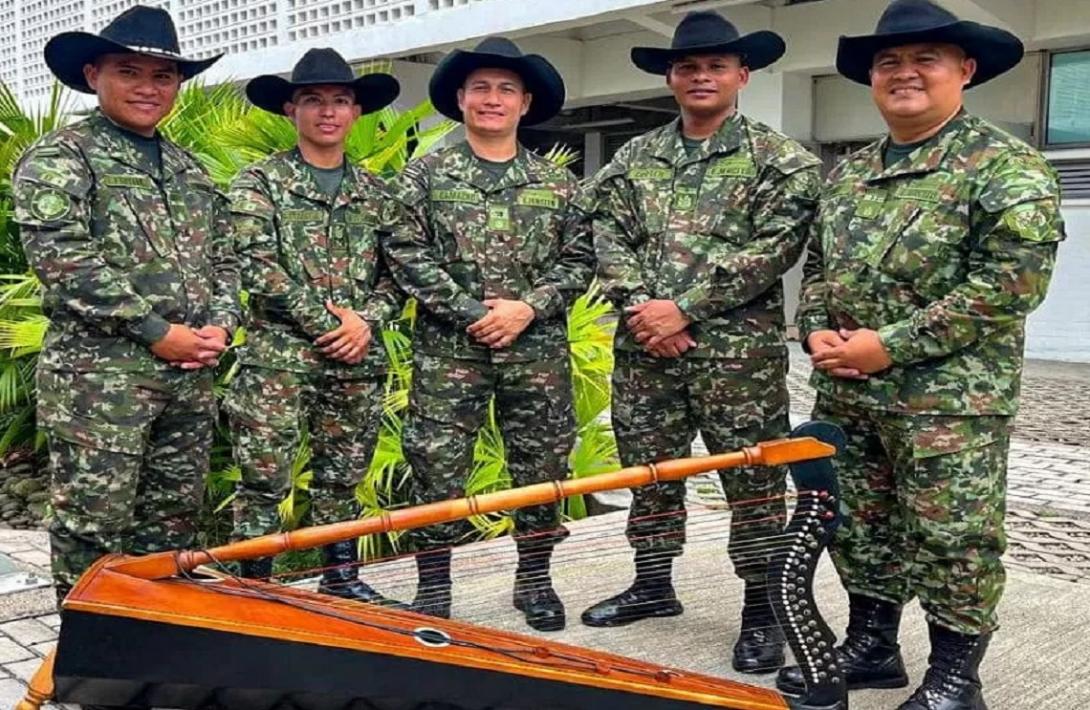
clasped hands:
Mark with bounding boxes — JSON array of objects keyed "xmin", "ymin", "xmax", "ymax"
[
  {"xmin": 467, "ymin": 298, "xmax": 536, "ymax": 349},
  {"xmin": 625, "ymin": 300, "xmax": 696, "ymax": 358},
  {"xmin": 151, "ymin": 324, "xmax": 230, "ymax": 370},
  {"xmin": 807, "ymin": 328, "xmax": 893, "ymax": 379}
]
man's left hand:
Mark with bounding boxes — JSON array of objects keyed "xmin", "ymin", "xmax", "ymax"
[
  {"xmin": 467, "ymin": 299, "xmax": 535, "ymax": 348},
  {"xmin": 627, "ymin": 300, "xmax": 691, "ymax": 345},
  {"xmin": 811, "ymin": 328, "xmax": 893, "ymax": 375},
  {"xmin": 173, "ymin": 325, "xmax": 230, "ymax": 370}
]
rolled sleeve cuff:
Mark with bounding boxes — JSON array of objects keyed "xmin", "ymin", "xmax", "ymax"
[
  {"xmin": 523, "ymin": 286, "xmax": 560, "ymax": 321},
  {"xmin": 877, "ymin": 320, "xmax": 918, "ymax": 366},
  {"xmin": 130, "ymin": 312, "xmax": 171, "ymax": 347}
]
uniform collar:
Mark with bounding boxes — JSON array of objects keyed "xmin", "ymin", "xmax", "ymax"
[
  {"xmin": 440, "ymin": 141, "xmax": 547, "ymax": 193},
  {"xmin": 89, "ymin": 110, "xmax": 188, "ymax": 179},
  {"xmin": 282, "ymin": 147, "xmax": 365, "ymax": 208},
  {"xmin": 650, "ymin": 112, "xmax": 746, "ymax": 167},
  {"xmin": 865, "ymin": 111, "xmax": 970, "ymax": 183}
]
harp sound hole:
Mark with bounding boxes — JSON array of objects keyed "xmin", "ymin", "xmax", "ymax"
[{"xmin": 414, "ymin": 627, "xmax": 453, "ymax": 648}]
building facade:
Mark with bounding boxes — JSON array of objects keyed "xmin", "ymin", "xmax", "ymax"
[{"xmin": 3, "ymin": 0, "xmax": 1088, "ymax": 361}]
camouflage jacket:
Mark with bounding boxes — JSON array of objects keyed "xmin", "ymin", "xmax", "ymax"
[
  {"xmin": 383, "ymin": 142, "xmax": 594, "ymax": 363},
  {"xmin": 593, "ymin": 114, "xmax": 821, "ymax": 359},
  {"xmin": 797, "ymin": 113, "xmax": 1065, "ymax": 416},
  {"xmin": 15, "ymin": 110, "xmax": 241, "ymax": 373},
  {"xmin": 229, "ymin": 149, "xmax": 402, "ymax": 378}
]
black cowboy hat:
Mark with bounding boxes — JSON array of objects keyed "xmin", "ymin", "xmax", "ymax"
[
  {"xmin": 631, "ymin": 11, "xmax": 786, "ymax": 75},
  {"xmin": 428, "ymin": 37, "xmax": 565, "ymax": 126},
  {"xmin": 45, "ymin": 5, "xmax": 221, "ymax": 94},
  {"xmin": 246, "ymin": 48, "xmax": 400, "ymax": 116},
  {"xmin": 837, "ymin": 0, "xmax": 1024, "ymax": 87}
]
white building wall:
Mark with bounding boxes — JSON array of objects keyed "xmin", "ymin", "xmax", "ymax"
[{"xmin": 1027, "ymin": 205, "xmax": 1090, "ymax": 362}]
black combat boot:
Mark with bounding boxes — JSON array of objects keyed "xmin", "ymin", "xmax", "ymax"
[
  {"xmin": 239, "ymin": 557, "xmax": 273, "ymax": 580},
  {"xmin": 512, "ymin": 536, "xmax": 565, "ymax": 632},
  {"xmin": 897, "ymin": 624, "xmax": 990, "ymax": 710},
  {"xmin": 732, "ymin": 580, "xmax": 786, "ymax": 674},
  {"xmin": 412, "ymin": 548, "xmax": 453, "ymax": 619},
  {"xmin": 778, "ymin": 593, "xmax": 909, "ymax": 695},
  {"xmin": 581, "ymin": 549, "xmax": 683, "ymax": 627},
  {"xmin": 317, "ymin": 541, "xmax": 407, "ymax": 608}
]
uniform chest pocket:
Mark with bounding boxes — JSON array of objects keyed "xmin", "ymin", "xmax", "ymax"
[
  {"xmin": 346, "ymin": 216, "xmax": 379, "ymax": 286},
  {"xmin": 109, "ymin": 185, "xmax": 175, "ymax": 259},
  {"xmin": 430, "ymin": 199, "xmax": 487, "ymax": 262},
  {"xmin": 628, "ymin": 169, "xmax": 673, "ymax": 236},
  {"xmin": 512, "ymin": 197, "xmax": 561, "ymax": 265},
  {"xmin": 878, "ymin": 204, "xmax": 968, "ymax": 287},
  {"xmin": 180, "ymin": 180, "xmax": 218, "ymax": 252},
  {"xmin": 700, "ymin": 176, "xmax": 754, "ymax": 244}
]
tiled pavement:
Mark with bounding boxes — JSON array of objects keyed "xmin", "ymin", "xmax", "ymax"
[{"xmin": 1, "ymin": 347, "xmax": 1088, "ymax": 708}]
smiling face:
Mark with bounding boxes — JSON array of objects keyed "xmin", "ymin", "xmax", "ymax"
[
  {"xmin": 83, "ymin": 53, "xmax": 181, "ymax": 136},
  {"xmin": 284, "ymin": 84, "xmax": 362, "ymax": 151},
  {"xmin": 666, "ymin": 53, "xmax": 749, "ymax": 120},
  {"xmin": 870, "ymin": 42, "xmax": 976, "ymax": 134},
  {"xmin": 456, "ymin": 67, "xmax": 531, "ymax": 139}
]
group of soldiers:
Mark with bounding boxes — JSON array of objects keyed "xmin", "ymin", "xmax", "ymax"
[{"xmin": 13, "ymin": 0, "xmax": 1063, "ymax": 708}]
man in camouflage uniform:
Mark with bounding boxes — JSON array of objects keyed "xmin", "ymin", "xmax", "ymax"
[
  {"xmin": 582, "ymin": 11, "xmax": 820, "ymax": 676},
  {"xmin": 225, "ymin": 50, "xmax": 403, "ymax": 603},
  {"xmin": 14, "ymin": 6, "xmax": 241, "ymax": 616},
  {"xmin": 778, "ymin": 3, "xmax": 1064, "ymax": 708},
  {"xmin": 383, "ymin": 37, "xmax": 593, "ymax": 632}
]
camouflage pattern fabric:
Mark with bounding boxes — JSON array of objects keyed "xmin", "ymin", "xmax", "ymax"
[
  {"xmin": 797, "ymin": 113, "xmax": 1064, "ymax": 634},
  {"xmin": 37, "ymin": 368, "xmax": 215, "ymax": 596},
  {"xmin": 815, "ymin": 396, "xmax": 1010, "ymax": 634},
  {"xmin": 797, "ymin": 112, "xmax": 1065, "ymax": 416},
  {"xmin": 403, "ymin": 353, "xmax": 574, "ymax": 550},
  {"xmin": 383, "ymin": 141, "xmax": 594, "ymax": 550},
  {"xmin": 225, "ymin": 368, "xmax": 384, "ymax": 537},
  {"xmin": 592, "ymin": 114, "xmax": 819, "ymax": 579},
  {"xmin": 229, "ymin": 149, "xmax": 402, "ymax": 379},
  {"xmin": 382, "ymin": 142, "xmax": 595, "ymax": 364},
  {"xmin": 614, "ymin": 353, "xmax": 790, "ymax": 581},
  {"xmin": 15, "ymin": 110, "xmax": 241, "ymax": 372},
  {"xmin": 594, "ymin": 113, "xmax": 821, "ymax": 359},
  {"xmin": 14, "ymin": 111, "xmax": 241, "ymax": 601},
  {"xmin": 227, "ymin": 149, "xmax": 403, "ymax": 537}
]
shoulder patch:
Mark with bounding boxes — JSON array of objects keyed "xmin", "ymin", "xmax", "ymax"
[{"xmin": 29, "ymin": 187, "xmax": 73, "ymax": 222}]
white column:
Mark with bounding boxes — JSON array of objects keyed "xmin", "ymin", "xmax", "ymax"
[{"xmin": 583, "ymin": 131, "xmax": 603, "ymax": 178}]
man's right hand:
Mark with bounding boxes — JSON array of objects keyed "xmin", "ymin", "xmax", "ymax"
[
  {"xmin": 646, "ymin": 330, "xmax": 697, "ymax": 358},
  {"xmin": 806, "ymin": 329, "xmax": 868, "ymax": 380},
  {"xmin": 150, "ymin": 324, "xmax": 227, "ymax": 367}
]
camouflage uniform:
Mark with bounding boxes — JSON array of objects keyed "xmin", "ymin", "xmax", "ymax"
[
  {"xmin": 226, "ymin": 150, "xmax": 402, "ymax": 536},
  {"xmin": 594, "ymin": 114, "xmax": 820, "ymax": 581},
  {"xmin": 14, "ymin": 110, "xmax": 242, "ymax": 596},
  {"xmin": 797, "ymin": 112, "xmax": 1065, "ymax": 634},
  {"xmin": 383, "ymin": 143, "xmax": 594, "ymax": 549}
]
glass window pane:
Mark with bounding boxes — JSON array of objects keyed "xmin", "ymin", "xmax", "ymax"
[{"xmin": 1048, "ymin": 51, "xmax": 1090, "ymax": 146}]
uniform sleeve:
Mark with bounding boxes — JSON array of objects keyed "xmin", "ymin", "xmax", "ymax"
[
  {"xmin": 228, "ymin": 168, "xmax": 339, "ymax": 339},
  {"xmin": 593, "ymin": 146, "xmax": 653, "ymax": 311},
  {"xmin": 207, "ymin": 184, "xmax": 243, "ymax": 336},
  {"xmin": 14, "ymin": 142, "xmax": 170, "ymax": 347},
  {"xmin": 522, "ymin": 180, "xmax": 596, "ymax": 320},
  {"xmin": 674, "ymin": 155, "xmax": 820, "ymax": 322},
  {"xmin": 794, "ymin": 212, "xmax": 836, "ymax": 350},
  {"xmin": 380, "ymin": 164, "xmax": 488, "ymax": 326},
  {"xmin": 878, "ymin": 155, "xmax": 1065, "ymax": 365},
  {"xmin": 358, "ymin": 246, "xmax": 405, "ymax": 326}
]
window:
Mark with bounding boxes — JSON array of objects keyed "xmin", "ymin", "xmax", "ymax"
[{"xmin": 1046, "ymin": 49, "xmax": 1090, "ymax": 147}]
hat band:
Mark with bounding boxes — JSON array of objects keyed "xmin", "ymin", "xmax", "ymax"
[{"xmin": 121, "ymin": 43, "xmax": 184, "ymax": 59}]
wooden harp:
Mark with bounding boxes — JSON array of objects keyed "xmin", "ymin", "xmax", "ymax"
[{"xmin": 18, "ymin": 422, "xmax": 847, "ymax": 710}]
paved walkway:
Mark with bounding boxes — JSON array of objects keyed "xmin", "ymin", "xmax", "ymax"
[{"xmin": 2, "ymin": 346, "xmax": 1088, "ymax": 709}]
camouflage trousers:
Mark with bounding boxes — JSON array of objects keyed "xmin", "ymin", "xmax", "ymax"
[
  {"xmin": 815, "ymin": 396, "xmax": 1011, "ymax": 634},
  {"xmin": 225, "ymin": 367, "xmax": 384, "ymax": 538},
  {"xmin": 402, "ymin": 353, "xmax": 575, "ymax": 550},
  {"xmin": 37, "ymin": 367, "xmax": 215, "ymax": 601},
  {"xmin": 613, "ymin": 353, "xmax": 790, "ymax": 582}
]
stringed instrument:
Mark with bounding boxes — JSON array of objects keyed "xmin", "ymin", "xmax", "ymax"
[{"xmin": 18, "ymin": 421, "xmax": 847, "ymax": 710}]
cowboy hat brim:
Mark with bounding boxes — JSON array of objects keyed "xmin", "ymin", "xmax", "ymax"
[
  {"xmin": 428, "ymin": 50, "xmax": 566, "ymax": 126},
  {"xmin": 45, "ymin": 32, "xmax": 221, "ymax": 94},
  {"xmin": 245, "ymin": 73, "xmax": 401, "ymax": 116},
  {"xmin": 630, "ymin": 30, "xmax": 786, "ymax": 75},
  {"xmin": 837, "ymin": 20, "xmax": 1024, "ymax": 88}
]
